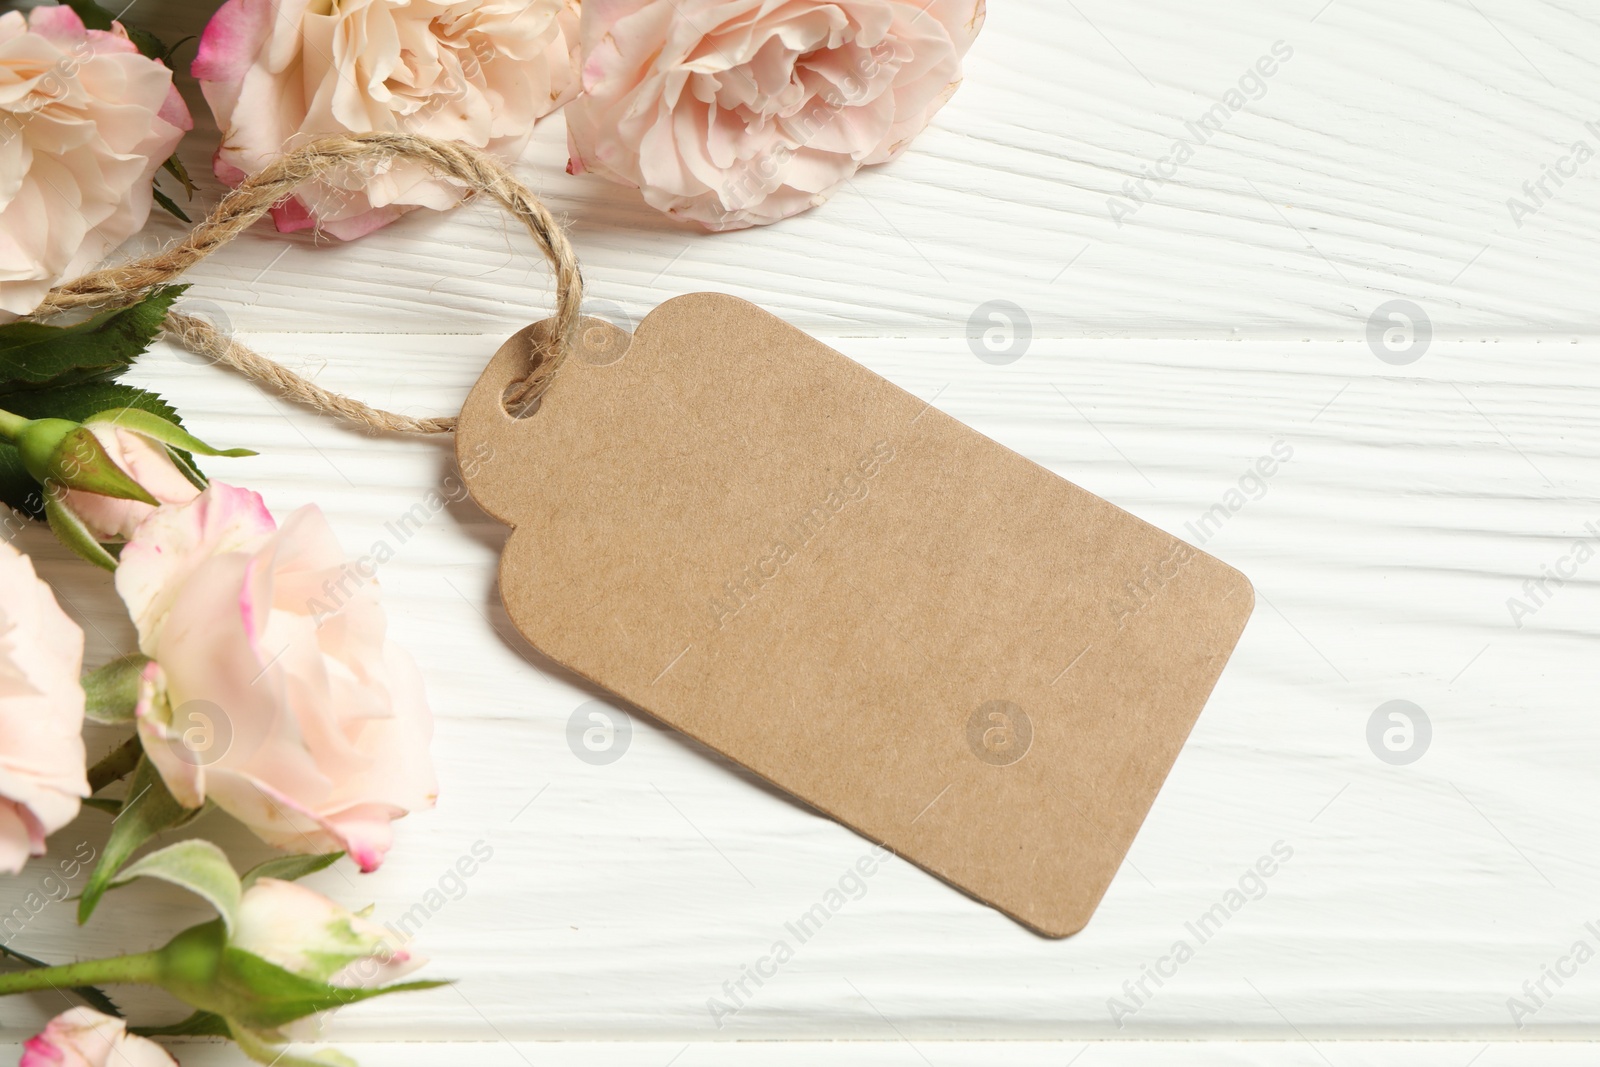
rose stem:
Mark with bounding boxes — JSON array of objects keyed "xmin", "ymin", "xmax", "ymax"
[
  {"xmin": 87, "ymin": 736, "xmax": 145, "ymax": 794},
  {"xmin": 0, "ymin": 951, "xmax": 161, "ymax": 995}
]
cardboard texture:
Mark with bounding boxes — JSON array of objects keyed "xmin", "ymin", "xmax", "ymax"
[{"xmin": 456, "ymin": 293, "xmax": 1254, "ymax": 937}]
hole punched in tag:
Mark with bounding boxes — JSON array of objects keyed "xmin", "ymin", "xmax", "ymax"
[{"xmin": 499, "ymin": 310, "xmax": 636, "ymax": 421}]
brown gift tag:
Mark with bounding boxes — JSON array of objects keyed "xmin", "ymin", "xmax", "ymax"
[{"xmin": 456, "ymin": 293, "xmax": 1253, "ymax": 937}]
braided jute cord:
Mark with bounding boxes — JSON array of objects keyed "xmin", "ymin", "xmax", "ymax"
[{"xmin": 33, "ymin": 132, "xmax": 585, "ymax": 435}]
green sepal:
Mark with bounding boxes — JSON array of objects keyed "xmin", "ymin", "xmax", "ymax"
[
  {"xmin": 241, "ymin": 852, "xmax": 344, "ymax": 889},
  {"xmin": 0, "ymin": 382, "xmax": 188, "ymax": 518},
  {"xmin": 79, "ymin": 756, "xmax": 190, "ymax": 924},
  {"xmin": 83, "ymin": 654, "xmax": 151, "ymax": 724},
  {"xmin": 45, "ymin": 494, "xmax": 118, "ymax": 571},
  {"xmin": 86, "ymin": 408, "xmax": 255, "ymax": 457},
  {"xmin": 19, "ymin": 422, "xmax": 159, "ymax": 505}
]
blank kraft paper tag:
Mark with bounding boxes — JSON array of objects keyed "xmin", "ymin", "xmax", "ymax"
[{"xmin": 456, "ymin": 293, "xmax": 1254, "ymax": 937}]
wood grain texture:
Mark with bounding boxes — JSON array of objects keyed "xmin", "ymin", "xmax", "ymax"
[
  {"xmin": 6, "ymin": 1040, "xmax": 1600, "ymax": 1065},
  {"xmin": 4, "ymin": 0, "xmax": 1600, "ymax": 1059}
]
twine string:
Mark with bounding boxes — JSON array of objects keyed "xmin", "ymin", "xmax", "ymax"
[{"xmin": 35, "ymin": 132, "xmax": 585, "ymax": 436}]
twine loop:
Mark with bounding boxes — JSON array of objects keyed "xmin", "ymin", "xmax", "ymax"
[{"xmin": 34, "ymin": 132, "xmax": 586, "ymax": 435}]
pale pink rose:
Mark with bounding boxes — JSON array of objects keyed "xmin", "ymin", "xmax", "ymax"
[
  {"xmin": 0, "ymin": 539, "xmax": 87, "ymax": 874},
  {"xmin": 21, "ymin": 1008, "xmax": 177, "ymax": 1067},
  {"xmin": 194, "ymin": 0, "xmax": 581, "ymax": 240},
  {"xmin": 566, "ymin": 0, "xmax": 985, "ymax": 230},
  {"xmin": 0, "ymin": 7, "xmax": 191, "ymax": 316},
  {"xmin": 63, "ymin": 422, "xmax": 202, "ymax": 542},
  {"xmin": 116, "ymin": 483, "xmax": 436, "ymax": 871}
]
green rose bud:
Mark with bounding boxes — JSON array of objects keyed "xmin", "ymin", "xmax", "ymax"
[
  {"xmin": 14, "ymin": 418, "xmax": 159, "ymax": 506},
  {"xmin": 0, "ymin": 407, "xmax": 254, "ymax": 570}
]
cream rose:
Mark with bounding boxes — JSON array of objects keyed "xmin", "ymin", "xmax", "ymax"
[
  {"xmin": 194, "ymin": 0, "xmax": 581, "ymax": 240},
  {"xmin": 0, "ymin": 538, "xmax": 87, "ymax": 874},
  {"xmin": 566, "ymin": 0, "xmax": 985, "ymax": 229},
  {"xmin": 0, "ymin": 6, "xmax": 191, "ymax": 316},
  {"xmin": 116, "ymin": 483, "xmax": 436, "ymax": 871},
  {"xmin": 21, "ymin": 1008, "xmax": 176, "ymax": 1067}
]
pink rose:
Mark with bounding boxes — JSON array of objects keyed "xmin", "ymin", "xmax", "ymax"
[
  {"xmin": 566, "ymin": 0, "xmax": 985, "ymax": 230},
  {"xmin": 63, "ymin": 422, "xmax": 202, "ymax": 542},
  {"xmin": 21, "ymin": 1008, "xmax": 176, "ymax": 1067},
  {"xmin": 194, "ymin": 0, "xmax": 581, "ymax": 240},
  {"xmin": 0, "ymin": 7, "xmax": 191, "ymax": 316},
  {"xmin": 0, "ymin": 539, "xmax": 87, "ymax": 874},
  {"xmin": 115, "ymin": 483, "xmax": 436, "ymax": 871}
]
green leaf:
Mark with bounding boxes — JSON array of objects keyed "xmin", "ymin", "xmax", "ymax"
[
  {"xmin": 152, "ymin": 183, "xmax": 191, "ymax": 224},
  {"xmin": 79, "ymin": 756, "xmax": 190, "ymax": 925},
  {"xmin": 110, "ymin": 840, "xmax": 242, "ymax": 934},
  {"xmin": 84, "ymin": 655, "xmax": 152, "ymax": 725},
  {"xmin": 69, "ymin": 983, "xmax": 126, "ymax": 1019},
  {"xmin": 0, "ymin": 285, "xmax": 184, "ymax": 395},
  {"xmin": 120, "ymin": 22, "xmax": 169, "ymax": 61},
  {"xmin": 241, "ymin": 852, "xmax": 344, "ymax": 889},
  {"xmin": 132, "ymin": 1010, "xmax": 230, "ymax": 1038},
  {"xmin": 0, "ymin": 945, "xmax": 123, "ymax": 1018},
  {"xmin": 0, "ymin": 383, "xmax": 188, "ymax": 518},
  {"xmin": 82, "ymin": 797, "xmax": 123, "ymax": 815},
  {"xmin": 86, "ymin": 408, "xmax": 255, "ymax": 457},
  {"xmin": 162, "ymin": 154, "xmax": 196, "ymax": 198},
  {"xmin": 1, "ymin": 381, "xmax": 184, "ymax": 425}
]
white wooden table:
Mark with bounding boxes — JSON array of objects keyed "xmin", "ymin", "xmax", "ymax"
[{"xmin": 6, "ymin": 0, "xmax": 1600, "ymax": 1062}]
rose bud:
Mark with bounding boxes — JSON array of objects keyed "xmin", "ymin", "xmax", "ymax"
[{"xmin": 0, "ymin": 407, "xmax": 252, "ymax": 568}]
